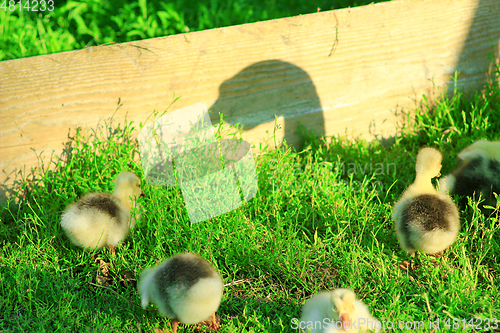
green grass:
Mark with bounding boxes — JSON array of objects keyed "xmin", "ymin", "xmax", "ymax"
[
  {"xmin": 2, "ymin": 1, "xmax": 499, "ymax": 331},
  {"xmin": 1, "ymin": 0, "xmax": 390, "ymax": 61},
  {"xmin": 1, "ymin": 62, "xmax": 500, "ymax": 332}
]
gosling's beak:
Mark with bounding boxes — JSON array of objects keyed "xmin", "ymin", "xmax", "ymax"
[
  {"xmin": 340, "ymin": 313, "xmax": 351, "ymax": 331},
  {"xmin": 436, "ymin": 172, "xmax": 441, "ymax": 177},
  {"xmin": 140, "ymin": 191, "xmax": 146, "ymax": 198}
]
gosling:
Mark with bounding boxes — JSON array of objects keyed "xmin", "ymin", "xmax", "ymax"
[
  {"xmin": 300, "ymin": 288, "xmax": 380, "ymax": 332},
  {"xmin": 440, "ymin": 140, "xmax": 500, "ymax": 213},
  {"xmin": 393, "ymin": 147, "xmax": 460, "ymax": 255},
  {"xmin": 60, "ymin": 171, "xmax": 144, "ymax": 254},
  {"xmin": 138, "ymin": 252, "xmax": 224, "ymax": 333}
]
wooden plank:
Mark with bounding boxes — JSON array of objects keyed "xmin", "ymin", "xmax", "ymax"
[{"xmin": 1, "ymin": 0, "xmax": 500, "ymax": 198}]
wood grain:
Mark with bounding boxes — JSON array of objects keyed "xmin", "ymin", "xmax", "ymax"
[{"xmin": 1, "ymin": 0, "xmax": 499, "ymax": 197}]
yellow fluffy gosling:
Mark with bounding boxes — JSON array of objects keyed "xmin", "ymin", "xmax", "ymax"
[
  {"xmin": 300, "ymin": 288, "xmax": 380, "ymax": 333},
  {"xmin": 138, "ymin": 253, "xmax": 223, "ymax": 333},
  {"xmin": 60, "ymin": 171, "xmax": 144, "ymax": 254},
  {"xmin": 393, "ymin": 147, "xmax": 460, "ymax": 255},
  {"xmin": 439, "ymin": 140, "xmax": 500, "ymax": 212}
]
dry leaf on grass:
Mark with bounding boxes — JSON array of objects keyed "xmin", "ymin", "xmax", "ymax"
[{"xmin": 119, "ymin": 269, "xmax": 136, "ymax": 287}]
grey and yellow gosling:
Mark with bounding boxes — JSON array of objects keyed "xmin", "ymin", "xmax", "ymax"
[
  {"xmin": 60, "ymin": 171, "xmax": 144, "ymax": 254},
  {"xmin": 138, "ymin": 252, "xmax": 223, "ymax": 333},
  {"xmin": 393, "ymin": 147, "xmax": 460, "ymax": 255},
  {"xmin": 440, "ymin": 140, "xmax": 500, "ymax": 213}
]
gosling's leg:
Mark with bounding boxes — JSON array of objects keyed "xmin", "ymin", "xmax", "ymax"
[
  {"xmin": 428, "ymin": 249, "xmax": 446, "ymax": 258},
  {"xmin": 171, "ymin": 319, "xmax": 179, "ymax": 333},
  {"xmin": 211, "ymin": 312, "xmax": 219, "ymax": 331},
  {"xmin": 411, "ymin": 251, "xmax": 418, "ymax": 269},
  {"xmin": 399, "ymin": 251, "xmax": 415, "ymax": 270}
]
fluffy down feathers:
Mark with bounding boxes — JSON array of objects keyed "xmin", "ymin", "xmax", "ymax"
[
  {"xmin": 439, "ymin": 140, "xmax": 500, "ymax": 212},
  {"xmin": 393, "ymin": 147, "xmax": 460, "ymax": 254},
  {"xmin": 300, "ymin": 288, "xmax": 380, "ymax": 333},
  {"xmin": 60, "ymin": 171, "xmax": 143, "ymax": 250},
  {"xmin": 138, "ymin": 253, "xmax": 223, "ymax": 330}
]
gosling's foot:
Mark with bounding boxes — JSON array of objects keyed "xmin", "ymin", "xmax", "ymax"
[
  {"xmin": 428, "ymin": 249, "xmax": 446, "ymax": 258},
  {"xmin": 211, "ymin": 312, "xmax": 219, "ymax": 331},
  {"xmin": 398, "ymin": 252, "xmax": 417, "ymax": 270},
  {"xmin": 171, "ymin": 318, "xmax": 179, "ymax": 333}
]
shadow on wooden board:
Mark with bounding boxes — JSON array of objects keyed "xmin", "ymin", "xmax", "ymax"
[
  {"xmin": 446, "ymin": 0, "xmax": 500, "ymax": 97},
  {"xmin": 208, "ymin": 60, "xmax": 325, "ymax": 150},
  {"xmin": 2, "ymin": 1, "xmax": 500, "ymax": 203}
]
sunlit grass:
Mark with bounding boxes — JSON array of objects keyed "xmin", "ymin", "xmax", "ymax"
[
  {"xmin": 1, "ymin": 65, "xmax": 499, "ymax": 332},
  {"xmin": 0, "ymin": 0, "xmax": 390, "ymax": 61}
]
